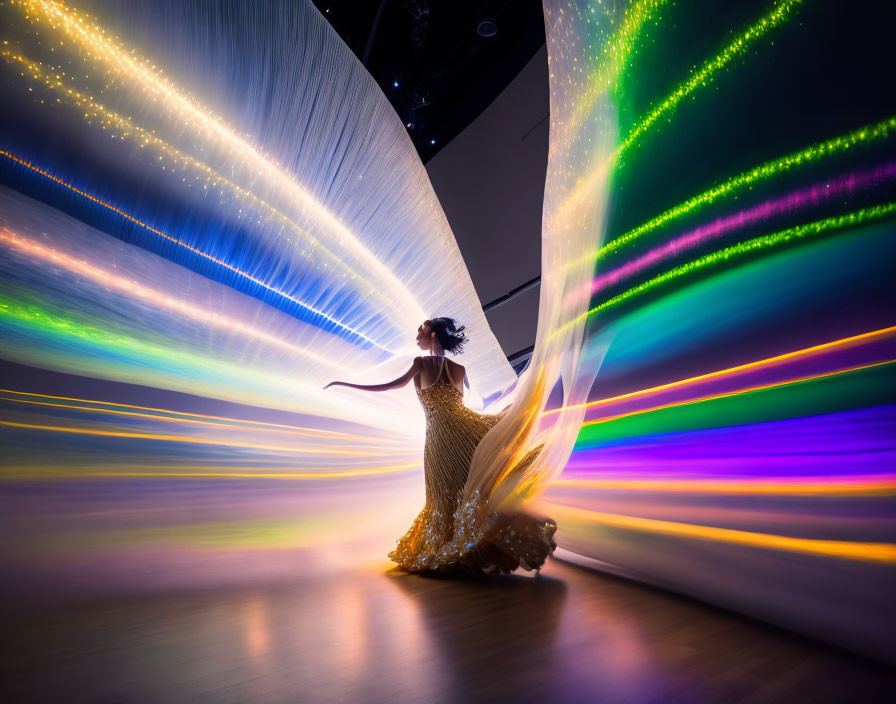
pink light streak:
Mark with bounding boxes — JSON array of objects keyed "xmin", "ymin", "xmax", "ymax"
[{"xmin": 592, "ymin": 163, "xmax": 896, "ymax": 296}]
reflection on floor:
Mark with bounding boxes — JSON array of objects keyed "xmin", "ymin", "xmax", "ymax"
[{"xmin": 3, "ymin": 557, "xmax": 894, "ymax": 703}]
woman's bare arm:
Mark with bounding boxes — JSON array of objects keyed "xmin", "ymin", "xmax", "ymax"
[{"xmin": 324, "ymin": 358, "xmax": 421, "ymax": 392}]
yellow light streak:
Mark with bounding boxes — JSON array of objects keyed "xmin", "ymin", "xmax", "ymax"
[
  {"xmin": 540, "ymin": 502, "xmax": 896, "ymax": 563},
  {"xmin": 580, "ymin": 359, "xmax": 896, "ymax": 428},
  {"xmin": 0, "ymin": 395, "xmax": 398, "ymax": 445},
  {"xmin": 0, "ymin": 387, "xmax": 405, "ymax": 439},
  {"xmin": 0, "ymin": 420, "xmax": 402, "ymax": 455}
]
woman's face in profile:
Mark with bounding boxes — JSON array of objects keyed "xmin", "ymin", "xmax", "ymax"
[{"xmin": 416, "ymin": 321, "xmax": 432, "ymax": 350}]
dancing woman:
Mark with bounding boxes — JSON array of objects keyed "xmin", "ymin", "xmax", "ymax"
[{"xmin": 325, "ymin": 317, "xmax": 557, "ymax": 575}]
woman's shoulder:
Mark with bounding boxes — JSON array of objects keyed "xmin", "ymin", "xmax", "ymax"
[{"xmin": 413, "ymin": 355, "xmax": 463, "ymax": 367}]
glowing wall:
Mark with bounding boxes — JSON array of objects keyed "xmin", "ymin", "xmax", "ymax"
[
  {"xmin": 527, "ymin": 0, "xmax": 896, "ymax": 662},
  {"xmin": 0, "ymin": 0, "xmax": 519, "ymax": 601}
]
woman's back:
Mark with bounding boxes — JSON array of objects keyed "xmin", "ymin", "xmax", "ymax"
[{"xmin": 416, "ymin": 356, "xmax": 465, "ymax": 395}]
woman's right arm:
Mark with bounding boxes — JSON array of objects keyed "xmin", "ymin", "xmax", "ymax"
[{"xmin": 324, "ymin": 357, "xmax": 421, "ymax": 391}]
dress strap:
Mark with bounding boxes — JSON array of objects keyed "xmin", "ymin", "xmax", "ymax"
[{"xmin": 439, "ymin": 356, "xmax": 454, "ymax": 386}]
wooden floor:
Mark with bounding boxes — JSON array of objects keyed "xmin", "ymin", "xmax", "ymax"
[{"xmin": 2, "ymin": 557, "xmax": 894, "ymax": 704}]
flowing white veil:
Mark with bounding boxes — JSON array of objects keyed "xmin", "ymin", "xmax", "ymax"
[{"xmin": 463, "ymin": 0, "xmax": 626, "ymax": 512}]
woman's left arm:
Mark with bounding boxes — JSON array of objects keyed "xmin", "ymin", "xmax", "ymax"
[{"xmin": 324, "ymin": 357, "xmax": 421, "ymax": 392}]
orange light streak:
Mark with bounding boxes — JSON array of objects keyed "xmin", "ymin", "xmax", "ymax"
[
  {"xmin": 539, "ymin": 502, "xmax": 896, "ymax": 563},
  {"xmin": 580, "ymin": 359, "xmax": 896, "ymax": 428},
  {"xmin": 544, "ymin": 326, "xmax": 896, "ymax": 416}
]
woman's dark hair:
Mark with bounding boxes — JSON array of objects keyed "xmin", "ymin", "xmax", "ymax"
[{"xmin": 427, "ymin": 317, "xmax": 469, "ymax": 355}]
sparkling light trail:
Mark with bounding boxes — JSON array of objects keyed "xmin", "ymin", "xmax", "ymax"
[
  {"xmin": 595, "ymin": 203, "xmax": 896, "ymax": 315},
  {"xmin": 0, "ymin": 49, "xmax": 416, "ymax": 320},
  {"xmin": 615, "ymin": 0, "xmax": 804, "ymax": 160},
  {"xmin": 590, "ymin": 163, "xmax": 896, "ymax": 296},
  {"xmin": 11, "ymin": 0, "xmax": 427, "ymax": 325},
  {"xmin": 551, "ymin": 0, "xmax": 804, "ymax": 226},
  {"xmin": 563, "ymin": 203, "xmax": 896, "ymax": 331},
  {"xmin": 597, "ymin": 116, "xmax": 896, "ymax": 261}
]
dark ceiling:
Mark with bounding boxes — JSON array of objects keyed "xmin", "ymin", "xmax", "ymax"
[{"xmin": 310, "ymin": 0, "xmax": 546, "ymax": 163}]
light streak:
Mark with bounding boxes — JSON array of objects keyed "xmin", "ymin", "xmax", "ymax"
[
  {"xmin": 550, "ymin": 0, "xmax": 804, "ymax": 228},
  {"xmin": 597, "ymin": 116, "xmax": 896, "ymax": 261},
  {"xmin": 0, "ymin": 226, "xmax": 340, "ymax": 368},
  {"xmin": 539, "ymin": 502, "xmax": 896, "ymax": 563},
  {"xmin": 545, "ymin": 326, "xmax": 896, "ymax": 415},
  {"xmin": 0, "ymin": 395, "xmax": 397, "ymax": 445},
  {"xmin": 0, "ymin": 49, "xmax": 414, "ymax": 320},
  {"xmin": 550, "ymin": 476, "xmax": 896, "ymax": 496},
  {"xmin": 587, "ymin": 203, "xmax": 896, "ymax": 319},
  {"xmin": 0, "ymin": 387, "xmax": 395, "ymax": 438},
  {"xmin": 0, "ymin": 150, "xmax": 395, "ymax": 351},
  {"xmin": 12, "ymin": 0, "xmax": 426, "ymax": 326},
  {"xmin": 590, "ymin": 163, "xmax": 896, "ymax": 295},
  {"xmin": 548, "ymin": 203, "xmax": 896, "ymax": 337},
  {"xmin": 552, "ymin": 0, "xmax": 669, "ymax": 152},
  {"xmin": 0, "ymin": 419, "xmax": 403, "ymax": 456},
  {"xmin": 580, "ymin": 359, "xmax": 896, "ymax": 428},
  {"xmin": 615, "ymin": 0, "xmax": 804, "ymax": 159},
  {"xmin": 0, "ymin": 464, "xmax": 422, "ymax": 480}
]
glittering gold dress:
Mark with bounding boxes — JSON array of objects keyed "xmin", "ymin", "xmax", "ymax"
[{"xmin": 388, "ymin": 356, "xmax": 558, "ymax": 576}]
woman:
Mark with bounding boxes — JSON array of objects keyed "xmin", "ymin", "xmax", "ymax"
[{"xmin": 325, "ymin": 317, "xmax": 557, "ymax": 576}]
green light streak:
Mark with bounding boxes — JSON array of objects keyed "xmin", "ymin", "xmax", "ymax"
[
  {"xmin": 616, "ymin": 0, "xmax": 804, "ymax": 159},
  {"xmin": 575, "ymin": 362, "xmax": 895, "ymax": 449},
  {"xmin": 588, "ymin": 202, "xmax": 896, "ymax": 318},
  {"xmin": 0, "ymin": 296, "xmax": 184, "ymax": 362},
  {"xmin": 0, "ymin": 295, "xmax": 265, "ymax": 390},
  {"xmin": 600, "ymin": 116, "xmax": 896, "ymax": 260}
]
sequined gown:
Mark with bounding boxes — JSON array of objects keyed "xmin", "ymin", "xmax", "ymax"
[{"xmin": 388, "ymin": 356, "xmax": 558, "ymax": 576}]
